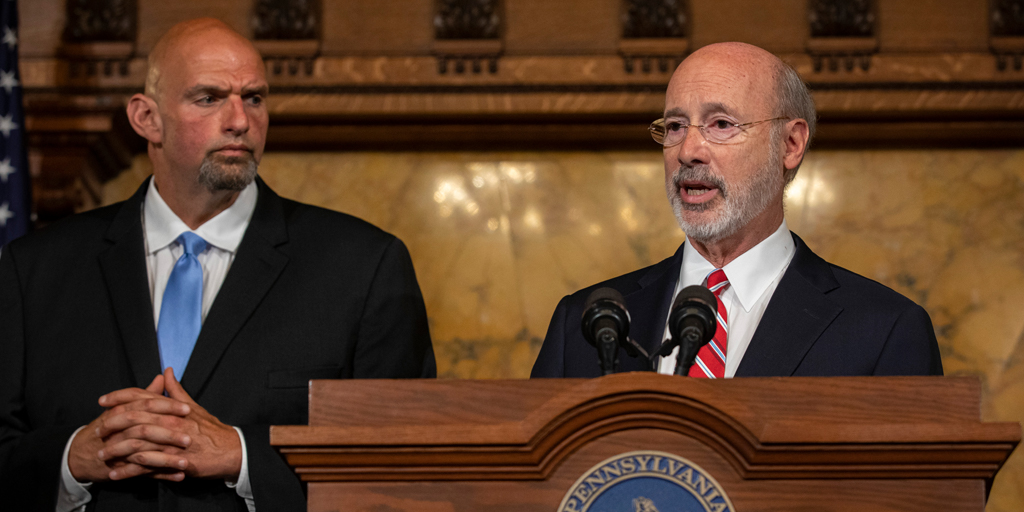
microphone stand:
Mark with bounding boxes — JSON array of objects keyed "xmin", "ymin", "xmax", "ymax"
[
  {"xmin": 595, "ymin": 328, "xmax": 618, "ymax": 376},
  {"xmin": 650, "ymin": 325, "xmax": 707, "ymax": 376},
  {"xmin": 673, "ymin": 326, "xmax": 704, "ymax": 376}
]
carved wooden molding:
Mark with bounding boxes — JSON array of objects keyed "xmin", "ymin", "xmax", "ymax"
[
  {"xmin": 809, "ymin": 0, "xmax": 873, "ymax": 37},
  {"xmin": 806, "ymin": 0, "xmax": 877, "ymax": 72},
  {"xmin": 806, "ymin": 36, "xmax": 879, "ymax": 72},
  {"xmin": 619, "ymin": 0, "xmax": 688, "ymax": 74},
  {"xmin": 991, "ymin": 0, "xmax": 1024, "ymax": 37},
  {"xmin": 991, "ymin": 36, "xmax": 1024, "ymax": 71},
  {"xmin": 61, "ymin": 0, "xmax": 137, "ymax": 78},
  {"xmin": 255, "ymin": 40, "xmax": 319, "ymax": 77},
  {"xmin": 434, "ymin": 0, "xmax": 501, "ymax": 39},
  {"xmin": 63, "ymin": 0, "xmax": 137, "ymax": 43},
  {"xmin": 433, "ymin": 0, "xmax": 503, "ymax": 74},
  {"xmin": 271, "ymin": 375, "xmax": 1019, "ymax": 482},
  {"xmin": 617, "ymin": 38, "xmax": 689, "ymax": 74},
  {"xmin": 252, "ymin": 0, "xmax": 319, "ymax": 40},
  {"xmin": 431, "ymin": 39, "xmax": 502, "ymax": 74},
  {"xmin": 251, "ymin": 0, "xmax": 321, "ymax": 76},
  {"xmin": 622, "ymin": 0, "xmax": 688, "ymax": 38}
]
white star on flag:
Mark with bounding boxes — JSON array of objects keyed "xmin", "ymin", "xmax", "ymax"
[
  {"xmin": 0, "ymin": 157, "xmax": 13, "ymax": 183},
  {"xmin": 0, "ymin": 114, "xmax": 17, "ymax": 137},
  {"xmin": 0, "ymin": 70, "xmax": 17, "ymax": 93},
  {"xmin": 0, "ymin": 201, "xmax": 13, "ymax": 228},
  {"xmin": 2, "ymin": 27, "xmax": 15, "ymax": 49}
]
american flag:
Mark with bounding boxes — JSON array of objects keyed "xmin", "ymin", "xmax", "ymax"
[{"xmin": 0, "ymin": 0, "xmax": 28, "ymax": 248}]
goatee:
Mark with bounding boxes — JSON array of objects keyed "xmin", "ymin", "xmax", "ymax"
[{"xmin": 198, "ymin": 153, "xmax": 258, "ymax": 193}]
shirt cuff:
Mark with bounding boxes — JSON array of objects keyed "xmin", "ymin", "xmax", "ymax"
[
  {"xmin": 225, "ymin": 426, "xmax": 255, "ymax": 512},
  {"xmin": 57, "ymin": 426, "xmax": 93, "ymax": 512}
]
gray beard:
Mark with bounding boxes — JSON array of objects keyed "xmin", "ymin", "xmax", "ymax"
[
  {"xmin": 666, "ymin": 149, "xmax": 783, "ymax": 244},
  {"xmin": 197, "ymin": 153, "xmax": 258, "ymax": 193}
]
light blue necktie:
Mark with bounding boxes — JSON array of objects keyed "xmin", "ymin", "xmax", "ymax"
[{"xmin": 157, "ymin": 232, "xmax": 207, "ymax": 382}]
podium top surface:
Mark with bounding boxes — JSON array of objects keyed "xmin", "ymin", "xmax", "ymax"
[{"xmin": 275, "ymin": 374, "xmax": 1016, "ymax": 445}]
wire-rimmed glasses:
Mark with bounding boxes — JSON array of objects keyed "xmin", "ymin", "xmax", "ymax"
[{"xmin": 649, "ymin": 116, "xmax": 789, "ymax": 146}]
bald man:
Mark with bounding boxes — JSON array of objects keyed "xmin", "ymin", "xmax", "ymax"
[
  {"xmin": 532, "ymin": 43, "xmax": 942, "ymax": 379},
  {"xmin": 0, "ymin": 19, "xmax": 435, "ymax": 511}
]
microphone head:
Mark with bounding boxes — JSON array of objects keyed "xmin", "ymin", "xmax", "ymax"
[
  {"xmin": 581, "ymin": 287, "xmax": 630, "ymax": 347},
  {"xmin": 668, "ymin": 285, "xmax": 718, "ymax": 344}
]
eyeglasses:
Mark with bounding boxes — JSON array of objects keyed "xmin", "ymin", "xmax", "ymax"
[{"xmin": 649, "ymin": 116, "xmax": 789, "ymax": 146}]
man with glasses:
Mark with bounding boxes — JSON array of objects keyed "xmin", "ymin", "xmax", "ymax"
[{"xmin": 532, "ymin": 42, "xmax": 942, "ymax": 379}]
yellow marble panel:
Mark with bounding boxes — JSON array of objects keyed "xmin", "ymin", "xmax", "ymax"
[{"xmin": 102, "ymin": 149, "xmax": 1024, "ymax": 511}]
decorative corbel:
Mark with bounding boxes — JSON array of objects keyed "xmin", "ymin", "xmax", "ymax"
[
  {"xmin": 990, "ymin": 0, "xmax": 1024, "ymax": 72},
  {"xmin": 432, "ymin": 0, "xmax": 503, "ymax": 75},
  {"xmin": 806, "ymin": 0, "xmax": 877, "ymax": 72},
  {"xmin": 618, "ymin": 0, "xmax": 689, "ymax": 74},
  {"xmin": 60, "ymin": 0, "xmax": 137, "ymax": 78},
  {"xmin": 253, "ymin": 0, "xmax": 321, "ymax": 77}
]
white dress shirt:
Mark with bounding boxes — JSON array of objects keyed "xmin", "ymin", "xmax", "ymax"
[
  {"xmin": 57, "ymin": 179, "xmax": 259, "ymax": 512},
  {"xmin": 657, "ymin": 220, "xmax": 796, "ymax": 377}
]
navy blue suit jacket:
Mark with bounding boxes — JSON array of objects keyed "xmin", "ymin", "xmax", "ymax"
[{"xmin": 531, "ymin": 233, "xmax": 943, "ymax": 378}]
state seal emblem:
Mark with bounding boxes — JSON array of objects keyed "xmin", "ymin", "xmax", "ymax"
[{"xmin": 557, "ymin": 450, "xmax": 735, "ymax": 512}]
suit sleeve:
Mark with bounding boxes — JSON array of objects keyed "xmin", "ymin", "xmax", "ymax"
[
  {"xmin": 873, "ymin": 303, "xmax": 944, "ymax": 376},
  {"xmin": 240, "ymin": 423, "xmax": 305, "ymax": 510},
  {"xmin": 0, "ymin": 246, "xmax": 81, "ymax": 510},
  {"xmin": 531, "ymin": 295, "xmax": 570, "ymax": 378},
  {"xmin": 352, "ymin": 236, "xmax": 436, "ymax": 379}
]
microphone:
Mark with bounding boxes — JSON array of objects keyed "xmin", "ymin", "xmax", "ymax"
[
  {"xmin": 654, "ymin": 285, "xmax": 717, "ymax": 376},
  {"xmin": 581, "ymin": 287, "xmax": 631, "ymax": 376}
]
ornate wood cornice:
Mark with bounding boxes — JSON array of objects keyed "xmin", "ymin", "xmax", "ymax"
[{"xmin": 17, "ymin": 0, "xmax": 1024, "ymax": 224}]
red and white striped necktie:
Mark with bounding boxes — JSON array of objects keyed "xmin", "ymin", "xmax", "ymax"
[{"xmin": 688, "ymin": 269, "xmax": 729, "ymax": 378}]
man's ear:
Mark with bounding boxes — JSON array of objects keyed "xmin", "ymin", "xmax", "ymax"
[
  {"xmin": 782, "ymin": 118, "xmax": 810, "ymax": 172},
  {"xmin": 126, "ymin": 94, "xmax": 163, "ymax": 144}
]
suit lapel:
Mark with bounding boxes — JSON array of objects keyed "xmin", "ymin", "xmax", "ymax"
[
  {"xmin": 180, "ymin": 179, "xmax": 289, "ymax": 397},
  {"xmin": 736, "ymin": 233, "xmax": 843, "ymax": 377},
  {"xmin": 99, "ymin": 179, "xmax": 162, "ymax": 387},
  {"xmin": 617, "ymin": 244, "xmax": 684, "ymax": 372}
]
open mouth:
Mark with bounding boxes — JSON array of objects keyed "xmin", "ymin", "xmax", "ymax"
[{"xmin": 679, "ymin": 180, "xmax": 720, "ymax": 203}]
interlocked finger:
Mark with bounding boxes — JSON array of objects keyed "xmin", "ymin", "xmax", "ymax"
[{"xmin": 97, "ymin": 410, "xmax": 191, "ymax": 441}]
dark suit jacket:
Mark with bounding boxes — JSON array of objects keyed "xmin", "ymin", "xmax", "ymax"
[
  {"xmin": 531, "ymin": 233, "xmax": 942, "ymax": 378},
  {"xmin": 0, "ymin": 178, "xmax": 436, "ymax": 511}
]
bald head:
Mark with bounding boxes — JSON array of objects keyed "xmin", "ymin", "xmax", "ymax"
[
  {"xmin": 145, "ymin": 18, "xmax": 265, "ymax": 100},
  {"xmin": 672, "ymin": 42, "xmax": 816, "ymax": 147}
]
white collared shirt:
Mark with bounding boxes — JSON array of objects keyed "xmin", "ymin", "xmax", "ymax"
[
  {"xmin": 144, "ymin": 178, "xmax": 257, "ymax": 327},
  {"xmin": 657, "ymin": 220, "xmax": 796, "ymax": 377},
  {"xmin": 58, "ymin": 179, "xmax": 259, "ymax": 512}
]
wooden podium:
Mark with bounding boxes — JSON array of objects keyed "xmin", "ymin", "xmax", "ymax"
[{"xmin": 271, "ymin": 374, "xmax": 1020, "ymax": 511}]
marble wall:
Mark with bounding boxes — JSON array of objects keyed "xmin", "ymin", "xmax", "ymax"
[{"xmin": 102, "ymin": 148, "xmax": 1024, "ymax": 511}]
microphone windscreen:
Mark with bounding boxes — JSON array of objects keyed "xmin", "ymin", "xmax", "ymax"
[
  {"xmin": 585, "ymin": 287, "xmax": 626, "ymax": 309},
  {"xmin": 668, "ymin": 285, "xmax": 718, "ymax": 346},
  {"xmin": 671, "ymin": 285, "xmax": 716, "ymax": 312},
  {"xmin": 581, "ymin": 287, "xmax": 631, "ymax": 347}
]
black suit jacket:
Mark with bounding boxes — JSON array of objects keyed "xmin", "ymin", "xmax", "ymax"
[
  {"xmin": 531, "ymin": 233, "xmax": 942, "ymax": 378},
  {"xmin": 0, "ymin": 178, "xmax": 436, "ymax": 511}
]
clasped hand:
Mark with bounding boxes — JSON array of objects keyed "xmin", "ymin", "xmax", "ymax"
[{"xmin": 68, "ymin": 367, "xmax": 242, "ymax": 483}]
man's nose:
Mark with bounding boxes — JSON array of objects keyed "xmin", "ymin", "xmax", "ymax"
[
  {"xmin": 674, "ymin": 125, "xmax": 710, "ymax": 166},
  {"xmin": 222, "ymin": 96, "xmax": 250, "ymax": 134}
]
